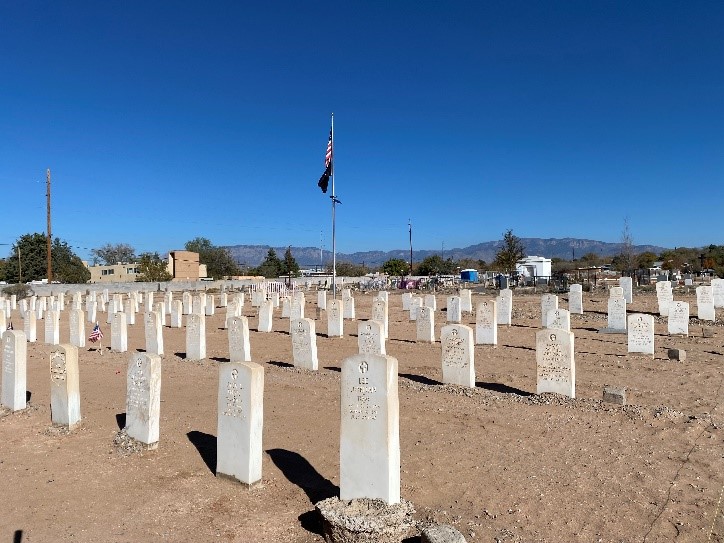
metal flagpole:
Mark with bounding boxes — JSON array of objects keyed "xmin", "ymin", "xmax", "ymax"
[{"xmin": 330, "ymin": 112, "xmax": 337, "ymax": 299}]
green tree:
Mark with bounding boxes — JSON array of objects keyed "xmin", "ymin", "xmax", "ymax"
[
  {"xmin": 136, "ymin": 252, "xmax": 173, "ymax": 282},
  {"xmin": 90, "ymin": 243, "xmax": 136, "ymax": 265},
  {"xmin": 330, "ymin": 261, "xmax": 367, "ymax": 277},
  {"xmin": 280, "ymin": 246, "xmax": 300, "ymax": 277},
  {"xmin": 493, "ymin": 229, "xmax": 526, "ymax": 274},
  {"xmin": 380, "ymin": 258, "xmax": 408, "ymax": 276},
  {"xmin": 636, "ymin": 251, "xmax": 658, "ymax": 270},
  {"xmin": 256, "ymin": 248, "xmax": 283, "ymax": 278},
  {"xmin": 0, "ymin": 233, "xmax": 90, "ymax": 284},
  {"xmin": 184, "ymin": 237, "xmax": 241, "ymax": 279},
  {"xmin": 417, "ymin": 255, "xmax": 456, "ymax": 276}
]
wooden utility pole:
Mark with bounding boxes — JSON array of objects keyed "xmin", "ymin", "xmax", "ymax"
[{"xmin": 46, "ymin": 168, "xmax": 52, "ymax": 282}]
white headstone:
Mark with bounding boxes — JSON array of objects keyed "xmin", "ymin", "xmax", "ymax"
[
  {"xmin": 258, "ymin": 300, "xmax": 274, "ymax": 333},
  {"xmin": 24, "ymin": 312, "xmax": 37, "ymax": 343},
  {"xmin": 627, "ymin": 314, "xmax": 654, "ymax": 356},
  {"xmin": 446, "ymin": 296, "xmax": 462, "ymax": 324},
  {"xmin": 568, "ymin": 284, "xmax": 583, "ymax": 314},
  {"xmin": 668, "ymin": 301, "xmax": 689, "ymax": 336},
  {"xmin": 69, "ymin": 309, "xmax": 85, "ymax": 348},
  {"xmin": 291, "ymin": 318, "xmax": 319, "ymax": 370},
  {"xmin": 216, "ymin": 362, "xmax": 264, "ymax": 486},
  {"xmin": 317, "ymin": 291, "xmax": 327, "ymax": 311},
  {"xmin": 401, "ymin": 292, "xmax": 412, "ymax": 311},
  {"xmin": 536, "ymin": 330, "xmax": 575, "ymax": 398},
  {"xmin": 376, "ymin": 291, "xmax": 389, "ymax": 304},
  {"xmin": 546, "ymin": 308, "xmax": 571, "ymax": 332},
  {"xmin": 607, "ymin": 297, "xmax": 627, "ymax": 332},
  {"xmin": 86, "ymin": 301, "xmax": 97, "ymax": 324},
  {"xmin": 696, "ymin": 286, "xmax": 715, "ymax": 321},
  {"xmin": 343, "ymin": 296, "xmax": 356, "ymax": 320},
  {"xmin": 154, "ymin": 302, "xmax": 166, "ymax": 327},
  {"xmin": 619, "ymin": 277, "xmax": 633, "ymax": 304},
  {"xmin": 475, "ymin": 300, "xmax": 497, "ymax": 345},
  {"xmin": 44, "ymin": 309, "xmax": 60, "ymax": 345},
  {"xmin": 340, "ymin": 353, "xmax": 400, "ymax": 504},
  {"xmin": 358, "ymin": 320, "xmax": 385, "ymax": 356},
  {"xmin": 164, "ymin": 291, "xmax": 173, "ymax": 315},
  {"xmin": 2, "ymin": 330, "xmax": 27, "ymax": 411},
  {"xmin": 281, "ymin": 296, "xmax": 291, "ymax": 318},
  {"xmin": 327, "ymin": 299, "xmax": 344, "ymax": 338},
  {"xmin": 424, "ymin": 294, "xmax": 437, "ymax": 311},
  {"xmin": 228, "ymin": 316, "xmax": 251, "ymax": 363},
  {"xmin": 144, "ymin": 311, "xmax": 164, "ymax": 355},
  {"xmin": 170, "ymin": 300, "xmax": 183, "ymax": 328},
  {"xmin": 540, "ymin": 295, "xmax": 558, "ymax": 328},
  {"xmin": 124, "ymin": 298, "xmax": 135, "ymax": 325},
  {"xmin": 111, "ymin": 312, "xmax": 128, "ymax": 352},
  {"xmin": 459, "ymin": 289, "xmax": 472, "ymax": 313},
  {"xmin": 416, "ymin": 306, "xmax": 435, "ymax": 343},
  {"xmin": 712, "ymin": 278, "xmax": 724, "ymax": 309},
  {"xmin": 182, "ymin": 292, "xmax": 192, "ymax": 315},
  {"xmin": 205, "ymin": 295, "xmax": 215, "ymax": 316},
  {"xmin": 609, "ymin": 286, "xmax": 624, "ymax": 299},
  {"xmin": 497, "ymin": 289, "xmax": 513, "ymax": 326},
  {"xmin": 440, "ymin": 324, "xmax": 475, "ymax": 387},
  {"xmin": 409, "ymin": 296, "xmax": 422, "ymax": 321},
  {"xmin": 371, "ymin": 299, "xmax": 388, "ymax": 339},
  {"xmin": 656, "ymin": 281, "xmax": 673, "ymax": 317},
  {"xmin": 219, "ymin": 292, "xmax": 228, "ymax": 308},
  {"xmin": 186, "ymin": 313, "xmax": 206, "ymax": 360},
  {"xmin": 125, "ymin": 352, "xmax": 161, "ymax": 448},
  {"xmin": 50, "ymin": 345, "xmax": 81, "ymax": 429}
]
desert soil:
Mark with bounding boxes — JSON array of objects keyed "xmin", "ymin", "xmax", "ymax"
[{"xmin": 0, "ymin": 289, "xmax": 722, "ymax": 543}]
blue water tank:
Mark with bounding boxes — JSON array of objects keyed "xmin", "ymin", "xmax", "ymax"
[{"xmin": 460, "ymin": 269, "xmax": 478, "ymax": 282}]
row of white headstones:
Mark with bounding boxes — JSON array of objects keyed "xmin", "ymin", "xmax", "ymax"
[{"xmin": 2, "ymin": 279, "xmax": 722, "ymax": 504}]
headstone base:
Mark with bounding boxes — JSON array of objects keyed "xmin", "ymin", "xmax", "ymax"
[
  {"xmin": 602, "ymin": 386, "xmax": 626, "ymax": 405},
  {"xmin": 316, "ymin": 497, "xmax": 415, "ymax": 543},
  {"xmin": 113, "ymin": 430, "xmax": 157, "ymax": 453},
  {"xmin": 667, "ymin": 349, "xmax": 686, "ymax": 362},
  {"xmin": 216, "ymin": 472, "xmax": 262, "ymax": 489},
  {"xmin": 597, "ymin": 328, "xmax": 627, "ymax": 335},
  {"xmin": 703, "ymin": 327, "xmax": 715, "ymax": 338}
]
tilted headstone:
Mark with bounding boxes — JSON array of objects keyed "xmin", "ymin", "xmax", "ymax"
[
  {"xmin": 144, "ymin": 311, "xmax": 164, "ymax": 355},
  {"xmin": 460, "ymin": 289, "xmax": 472, "ymax": 313},
  {"xmin": 317, "ymin": 291, "xmax": 327, "ymax": 311},
  {"xmin": 343, "ymin": 296, "xmax": 356, "ymax": 320},
  {"xmin": 475, "ymin": 300, "xmax": 497, "ymax": 345},
  {"xmin": 696, "ymin": 286, "xmax": 715, "ymax": 321},
  {"xmin": 358, "ymin": 320, "xmax": 385, "ymax": 356},
  {"xmin": 440, "ymin": 324, "xmax": 475, "ymax": 387},
  {"xmin": 291, "ymin": 318, "xmax": 318, "ymax": 370},
  {"xmin": 446, "ymin": 296, "xmax": 462, "ymax": 324},
  {"xmin": 424, "ymin": 294, "xmax": 437, "ymax": 311},
  {"xmin": 340, "ymin": 353, "xmax": 400, "ymax": 504},
  {"xmin": 568, "ymin": 284, "xmax": 583, "ymax": 314},
  {"xmin": 409, "ymin": 296, "xmax": 422, "ymax": 321},
  {"xmin": 371, "ymin": 299, "xmax": 388, "ymax": 339},
  {"xmin": 125, "ymin": 352, "xmax": 161, "ymax": 448},
  {"xmin": 546, "ymin": 308, "xmax": 571, "ymax": 332},
  {"xmin": 216, "ymin": 362, "xmax": 264, "ymax": 486},
  {"xmin": 170, "ymin": 300, "xmax": 183, "ymax": 328},
  {"xmin": 44, "ymin": 309, "xmax": 60, "ymax": 345},
  {"xmin": 111, "ymin": 312, "xmax": 128, "ymax": 352},
  {"xmin": 497, "ymin": 289, "xmax": 513, "ymax": 326},
  {"xmin": 540, "ymin": 295, "xmax": 558, "ymax": 328},
  {"xmin": 712, "ymin": 278, "xmax": 724, "ymax": 309},
  {"xmin": 50, "ymin": 345, "xmax": 81, "ymax": 429},
  {"xmin": 327, "ymin": 299, "xmax": 344, "ymax": 338},
  {"xmin": 24, "ymin": 312, "xmax": 37, "ymax": 343},
  {"xmin": 607, "ymin": 297, "xmax": 627, "ymax": 332},
  {"xmin": 258, "ymin": 300, "xmax": 274, "ymax": 333},
  {"xmin": 186, "ymin": 313, "xmax": 206, "ymax": 360},
  {"xmin": 69, "ymin": 309, "xmax": 85, "ymax": 348},
  {"xmin": 619, "ymin": 277, "xmax": 633, "ymax": 304},
  {"xmin": 536, "ymin": 329, "xmax": 575, "ymax": 398},
  {"xmin": 228, "ymin": 316, "xmax": 251, "ymax": 363},
  {"xmin": 627, "ymin": 314, "xmax": 654, "ymax": 356},
  {"xmin": 668, "ymin": 301, "xmax": 689, "ymax": 336},
  {"xmin": 416, "ymin": 306, "xmax": 435, "ymax": 342},
  {"xmin": 2, "ymin": 330, "xmax": 27, "ymax": 411}
]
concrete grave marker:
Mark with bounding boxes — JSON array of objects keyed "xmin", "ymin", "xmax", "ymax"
[
  {"xmin": 627, "ymin": 314, "xmax": 654, "ymax": 356},
  {"xmin": 216, "ymin": 362, "xmax": 264, "ymax": 487},
  {"xmin": 440, "ymin": 324, "xmax": 475, "ymax": 387},
  {"xmin": 358, "ymin": 320, "xmax": 385, "ymax": 356},
  {"xmin": 668, "ymin": 301, "xmax": 689, "ymax": 336},
  {"xmin": 2, "ymin": 330, "xmax": 27, "ymax": 411},
  {"xmin": 50, "ymin": 345, "xmax": 81, "ymax": 429},
  {"xmin": 291, "ymin": 318, "xmax": 318, "ymax": 370},
  {"xmin": 228, "ymin": 316, "xmax": 251, "ymax": 363},
  {"xmin": 186, "ymin": 313, "xmax": 206, "ymax": 360},
  {"xmin": 475, "ymin": 300, "xmax": 497, "ymax": 345},
  {"xmin": 340, "ymin": 353, "xmax": 400, "ymax": 504},
  {"xmin": 536, "ymin": 330, "xmax": 575, "ymax": 398},
  {"xmin": 125, "ymin": 352, "xmax": 161, "ymax": 448}
]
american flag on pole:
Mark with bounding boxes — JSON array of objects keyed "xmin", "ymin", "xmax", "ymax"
[
  {"xmin": 89, "ymin": 322, "xmax": 103, "ymax": 342},
  {"xmin": 317, "ymin": 128, "xmax": 333, "ymax": 193}
]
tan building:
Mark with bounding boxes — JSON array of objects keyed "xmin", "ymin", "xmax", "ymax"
[
  {"xmin": 167, "ymin": 251, "xmax": 207, "ymax": 280},
  {"xmin": 88, "ymin": 263, "xmax": 141, "ymax": 283}
]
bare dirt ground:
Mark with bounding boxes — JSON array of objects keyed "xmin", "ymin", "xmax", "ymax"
[{"xmin": 1, "ymin": 289, "xmax": 722, "ymax": 543}]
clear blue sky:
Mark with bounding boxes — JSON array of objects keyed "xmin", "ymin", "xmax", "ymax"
[{"xmin": 1, "ymin": 1, "xmax": 722, "ymax": 260}]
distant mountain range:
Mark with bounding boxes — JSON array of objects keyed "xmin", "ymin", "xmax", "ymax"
[{"xmin": 224, "ymin": 238, "xmax": 668, "ymax": 268}]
